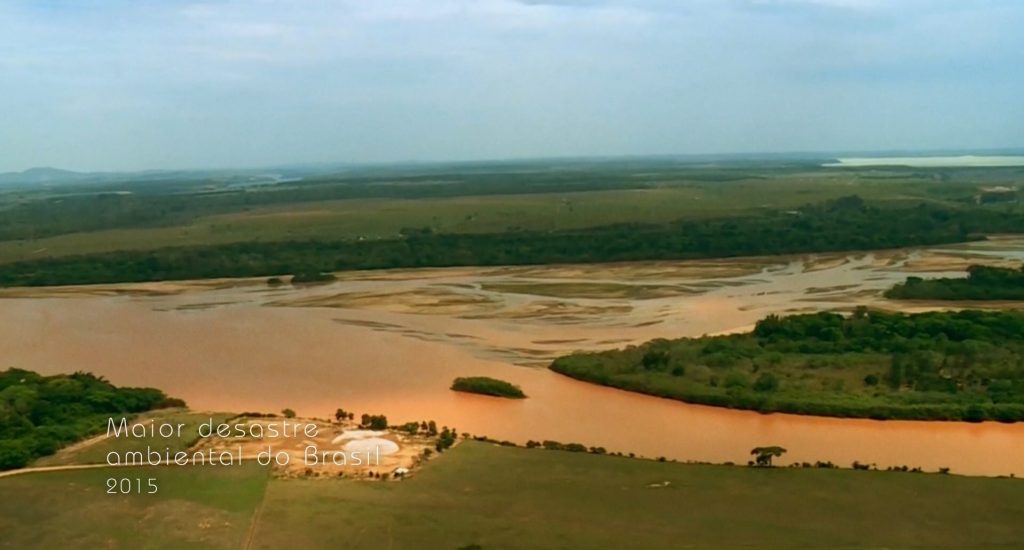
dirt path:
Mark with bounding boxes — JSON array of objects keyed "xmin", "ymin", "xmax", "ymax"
[
  {"xmin": 243, "ymin": 470, "xmax": 271, "ymax": 550},
  {"xmin": 0, "ymin": 463, "xmax": 116, "ymax": 479}
]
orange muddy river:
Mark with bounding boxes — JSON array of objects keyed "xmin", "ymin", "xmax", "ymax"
[{"xmin": 3, "ymin": 239, "xmax": 1024, "ymax": 476}]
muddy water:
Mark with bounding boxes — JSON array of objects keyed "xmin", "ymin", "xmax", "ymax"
[{"xmin": 3, "ymin": 240, "xmax": 1024, "ymax": 476}]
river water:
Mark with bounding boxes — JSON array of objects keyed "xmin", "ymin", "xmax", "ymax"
[{"xmin": 3, "ymin": 239, "xmax": 1024, "ymax": 476}]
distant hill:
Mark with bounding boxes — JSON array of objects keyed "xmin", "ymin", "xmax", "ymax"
[{"xmin": 0, "ymin": 167, "xmax": 96, "ymax": 185}]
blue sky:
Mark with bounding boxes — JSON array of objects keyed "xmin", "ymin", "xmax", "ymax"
[{"xmin": 1, "ymin": 0, "xmax": 1022, "ymax": 171}]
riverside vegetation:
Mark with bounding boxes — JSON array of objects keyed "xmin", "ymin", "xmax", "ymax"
[
  {"xmin": 0, "ymin": 368, "xmax": 184, "ymax": 469},
  {"xmin": 551, "ymin": 308, "xmax": 1024, "ymax": 422},
  {"xmin": 887, "ymin": 264, "xmax": 1024, "ymax": 300}
]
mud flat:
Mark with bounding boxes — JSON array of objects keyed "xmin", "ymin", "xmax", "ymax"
[{"xmin": 3, "ymin": 240, "xmax": 1024, "ymax": 476}]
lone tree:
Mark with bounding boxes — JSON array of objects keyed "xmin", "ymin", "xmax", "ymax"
[{"xmin": 750, "ymin": 446, "xmax": 787, "ymax": 467}]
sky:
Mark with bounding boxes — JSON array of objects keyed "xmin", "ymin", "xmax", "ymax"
[{"xmin": 1, "ymin": 0, "xmax": 1022, "ymax": 172}]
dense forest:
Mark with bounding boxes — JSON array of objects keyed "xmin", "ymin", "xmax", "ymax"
[
  {"xmin": 2, "ymin": 197, "xmax": 1022, "ymax": 287},
  {"xmin": 0, "ymin": 369, "xmax": 184, "ymax": 469},
  {"xmin": 550, "ymin": 308, "xmax": 1024, "ymax": 422},
  {"xmin": 887, "ymin": 264, "xmax": 1024, "ymax": 300}
]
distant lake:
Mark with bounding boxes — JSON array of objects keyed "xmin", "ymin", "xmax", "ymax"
[{"xmin": 825, "ymin": 155, "xmax": 1024, "ymax": 168}]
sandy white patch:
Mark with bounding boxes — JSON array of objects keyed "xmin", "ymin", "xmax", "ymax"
[{"xmin": 343, "ymin": 438, "xmax": 400, "ymax": 456}]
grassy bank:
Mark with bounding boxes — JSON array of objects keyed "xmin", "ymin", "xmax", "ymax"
[
  {"xmin": 33, "ymin": 410, "xmax": 236, "ymax": 467},
  {"xmin": 551, "ymin": 309, "xmax": 1024, "ymax": 422}
]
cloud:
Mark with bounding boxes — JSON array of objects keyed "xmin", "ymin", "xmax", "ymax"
[{"xmin": 0, "ymin": 0, "xmax": 1021, "ymax": 171}]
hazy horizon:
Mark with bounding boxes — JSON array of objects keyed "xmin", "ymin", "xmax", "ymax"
[
  {"xmin": 2, "ymin": 0, "xmax": 1023, "ymax": 173},
  {"xmin": 9, "ymin": 148, "xmax": 1024, "ymax": 177}
]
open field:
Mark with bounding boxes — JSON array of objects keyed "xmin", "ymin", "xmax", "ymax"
[
  {"xmin": 2, "ymin": 442, "xmax": 1022, "ymax": 549},
  {"xmin": 0, "ymin": 463, "xmax": 269, "ymax": 550},
  {"xmin": 0, "ymin": 184, "xmax": 896, "ymax": 264},
  {"xmin": 0, "ymin": 162, "xmax": 1013, "ymax": 265}
]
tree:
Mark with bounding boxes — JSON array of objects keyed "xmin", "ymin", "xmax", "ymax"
[
  {"xmin": 281, "ymin": 408, "xmax": 296, "ymax": 419},
  {"xmin": 360, "ymin": 413, "xmax": 388, "ymax": 430},
  {"xmin": 641, "ymin": 349, "xmax": 669, "ymax": 370},
  {"xmin": 753, "ymin": 372, "xmax": 779, "ymax": 392},
  {"xmin": 751, "ymin": 446, "xmax": 787, "ymax": 467},
  {"xmin": 334, "ymin": 408, "xmax": 349, "ymax": 422}
]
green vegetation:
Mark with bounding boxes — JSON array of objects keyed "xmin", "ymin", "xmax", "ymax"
[
  {"xmin": 2, "ymin": 158, "xmax": 1024, "ymax": 285},
  {"xmin": 359, "ymin": 414, "xmax": 388, "ymax": 430},
  {"xmin": 451, "ymin": 376, "xmax": 526, "ymax": 399},
  {"xmin": 0, "ymin": 368, "xmax": 184, "ymax": 470},
  {"xmin": 4, "ymin": 197, "xmax": 1023, "ymax": 287},
  {"xmin": 3, "ymin": 442, "xmax": 1023, "ymax": 548},
  {"xmin": 888, "ymin": 264, "xmax": 1024, "ymax": 300},
  {"xmin": 551, "ymin": 308, "xmax": 1024, "ymax": 421},
  {"xmin": 0, "ymin": 463, "xmax": 268, "ymax": 549},
  {"xmin": 250, "ymin": 442, "xmax": 1024, "ymax": 548},
  {"xmin": 751, "ymin": 446, "xmax": 787, "ymax": 467}
]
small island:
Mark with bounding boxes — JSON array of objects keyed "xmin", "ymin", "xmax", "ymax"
[
  {"xmin": 550, "ymin": 308, "xmax": 1024, "ymax": 422},
  {"xmin": 451, "ymin": 377, "xmax": 527, "ymax": 399},
  {"xmin": 291, "ymin": 271, "xmax": 338, "ymax": 284},
  {"xmin": 887, "ymin": 264, "xmax": 1024, "ymax": 300}
]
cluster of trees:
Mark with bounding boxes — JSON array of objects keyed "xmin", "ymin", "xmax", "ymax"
[
  {"xmin": 551, "ymin": 308, "xmax": 1024, "ymax": 422},
  {"xmin": 436, "ymin": 427, "xmax": 458, "ymax": 452},
  {"xmin": 450, "ymin": 377, "xmax": 526, "ymax": 399},
  {"xmin": 0, "ymin": 368, "xmax": 184, "ymax": 469},
  {"xmin": 887, "ymin": 264, "xmax": 1024, "ymax": 300},
  {"xmin": 359, "ymin": 414, "xmax": 388, "ymax": 430},
  {"xmin": 750, "ymin": 446, "xmax": 787, "ymax": 467},
  {"xmin": 398, "ymin": 420, "xmax": 439, "ymax": 436},
  {"xmin": 4, "ymin": 198, "xmax": 1024, "ymax": 287},
  {"xmin": 525, "ymin": 440, "xmax": 592, "ymax": 453}
]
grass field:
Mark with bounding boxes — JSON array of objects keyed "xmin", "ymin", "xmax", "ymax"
[
  {"xmin": 0, "ymin": 463, "xmax": 269, "ymax": 550},
  {"xmin": 0, "ymin": 177, "xmax": 968, "ymax": 265},
  {"xmin": 4, "ymin": 442, "xmax": 1022, "ymax": 549}
]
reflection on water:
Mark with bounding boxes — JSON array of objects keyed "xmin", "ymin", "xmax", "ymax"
[{"xmin": 3, "ymin": 240, "xmax": 1024, "ymax": 476}]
